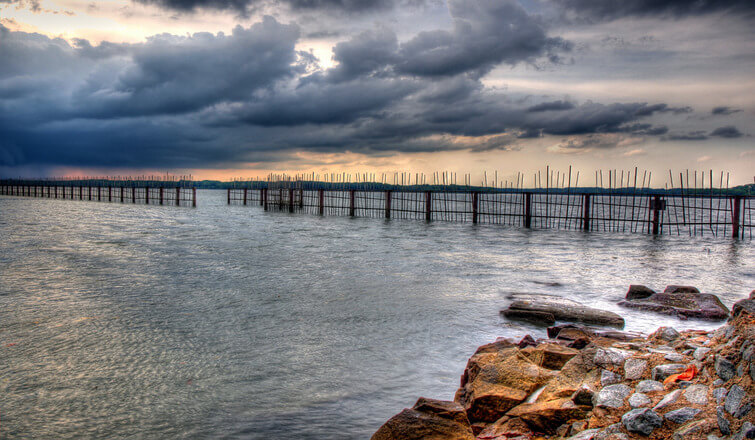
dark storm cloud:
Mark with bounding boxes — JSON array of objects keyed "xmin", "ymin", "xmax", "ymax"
[
  {"xmin": 556, "ymin": 0, "xmax": 755, "ymax": 21},
  {"xmin": 527, "ymin": 100, "xmax": 575, "ymax": 112},
  {"xmin": 395, "ymin": 0, "xmax": 571, "ymax": 77},
  {"xmin": 0, "ymin": 9, "xmax": 718, "ymax": 170},
  {"xmin": 662, "ymin": 131, "xmax": 708, "ymax": 141},
  {"xmin": 709, "ymin": 126, "xmax": 743, "ymax": 138},
  {"xmin": 711, "ymin": 106, "xmax": 742, "ymax": 115},
  {"xmin": 133, "ymin": 0, "xmax": 400, "ymax": 15}
]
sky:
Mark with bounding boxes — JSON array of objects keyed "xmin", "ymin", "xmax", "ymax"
[{"xmin": 0, "ymin": 0, "xmax": 753, "ymax": 186}]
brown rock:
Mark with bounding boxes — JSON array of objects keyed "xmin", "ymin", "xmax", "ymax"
[
  {"xmin": 664, "ymin": 285, "xmax": 700, "ymax": 293},
  {"xmin": 537, "ymin": 347, "xmax": 601, "ymax": 403},
  {"xmin": 731, "ymin": 299, "xmax": 755, "ymax": 320},
  {"xmin": 618, "ymin": 291, "xmax": 729, "ymax": 321},
  {"xmin": 476, "ymin": 416, "xmax": 534, "ymax": 440},
  {"xmin": 506, "ymin": 398, "xmax": 589, "ymax": 434},
  {"xmin": 501, "ymin": 308, "xmax": 556, "ymax": 326},
  {"xmin": 455, "ymin": 347, "xmax": 556, "ymax": 423},
  {"xmin": 626, "ymin": 285, "xmax": 656, "ymax": 300},
  {"xmin": 521, "ymin": 343, "xmax": 580, "ymax": 370},
  {"xmin": 371, "ymin": 398, "xmax": 475, "ymax": 440},
  {"xmin": 472, "ymin": 338, "xmax": 517, "ymax": 356}
]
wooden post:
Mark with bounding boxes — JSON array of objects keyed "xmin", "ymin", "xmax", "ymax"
[
  {"xmin": 524, "ymin": 192, "xmax": 532, "ymax": 228},
  {"xmin": 227, "ymin": 188, "xmax": 231, "ymax": 205},
  {"xmin": 159, "ymin": 187, "xmax": 164, "ymax": 205},
  {"xmin": 349, "ymin": 190, "xmax": 355, "ymax": 217},
  {"xmin": 263, "ymin": 188, "xmax": 268, "ymax": 211},
  {"xmin": 260, "ymin": 188, "xmax": 264, "ymax": 206},
  {"xmin": 175, "ymin": 187, "xmax": 180, "ymax": 206},
  {"xmin": 289, "ymin": 188, "xmax": 295, "ymax": 213},
  {"xmin": 55, "ymin": 186, "xmax": 58, "ymax": 199},
  {"xmin": 192, "ymin": 188, "xmax": 196, "ymax": 208},
  {"xmin": 732, "ymin": 196, "xmax": 742, "ymax": 239},
  {"xmin": 651, "ymin": 195, "xmax": 661, "ymax": 235},
  {"xmin": 583, "ymin": 194, "xmax": 591, "ymax": 231},
  {"xmin": 121, "ymin": 187, "xmax": 125, "ymax": 203},
  {"xmin": 425, "ymin": 191, "xmax": 432, "ymax": 221},
  {"xmin": 243, "ymin": 188, "xmax": 248, "ymax": 206},
  {"xmin": 108, "ymin": 187, "xmax": 112, "ymax": 202},
  {"xmin": 145, "ymin": 187, "xmax": 149, "ymax": 204},
  {"xmin": 299, "ymin": 188, "xmax": 304, "ymax": 209},
  {"xmin": 319, "ymin": 189, "xmax": 324, "ymax": 215},
  {"xmin": 385, "ymin": 190, "xmax": 391, "ymax": 219},
  {"xmin": 98, "ymin": 186, "xmax": 101, "ymax": 201},
  {"xmin": 132, "ymin": 187, "xmax": 136, "ymax": 204},
  {"xmin": 279, "ymin": 188, "xmax": 283, "ymax": 210},
  {"xmin": 80, "ymin": 186, "xmax": 83, "ymax": 200},
  {"xmin": 472, "ymin": 191, "xmax": 478, "ymax": 224},
  {"xmin": 88, "ymin": 186, "xmax": 92, "ymax": 201}
]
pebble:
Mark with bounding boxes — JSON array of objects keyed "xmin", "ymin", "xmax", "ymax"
[
  {"xmin": 657, "ymin": 327, "xmax": 681, "ymax": 341},
  {"xmin": 636, "ymin": 380, "xmax": 664, "ymax": 393},
  {"xmin": 732, "ymin": 422, "xmax": 755, "ymax": 440},
  {"xmin": 725, "ymin": 384, "xmax": 745, "ymax": 416},
  {"xmin": 595, "ymin": 348, "xmax": 632, "ymax": 367},
  {"xmin": 713, "ymin": 379, "xmax": 724, "ymax": 387},
  {"xmin": 623, "ymin": 358, "xmax": 647, "ymax": 380},
  {"xmin": 665, "ymin": 407, "xmax": 701, "ymax": 423},
  {"xmin": 654, "ymin": 389, "xmax": 682, "ymax": 410},
  {"xmin": 601, "ymin": 369, "xmax": 622, "ymax": 386},
  {"xmin": 594, "ymin": 384, "xmax": 632, "ymax": 408},
  {"xmin": 672, "ymin": 420, "xmax": 707, "ymax": 440},
  {"xmin": 742, "ymin": 342, "xmax": 754, "ymax": 361},
  {"xmin": 713, "ymin": 387, "xmax": 727, "ymax": 404},
  {"xmin": 567, "ymin": 428, "xmax": 600, "ymax": 440},
  {"xmin": 718, "ymin": 406, "xmax": 731, "ymax": 436},
  {"xmin": 652, "ymin": 364, "xmax": 686, "ymax": 381},
  {"xmin": 715, "ymin": 355, "xmax": 736, "ymax": 381},
  {"xmin": 694, "ymin": 347, "xmax": 711, "ymax": 361},
  {"xmin": 665, "ymin": 353, "xmax": 686, "ymax": 362},
  {"xmin": 683, "ymin": 384, "xmax": 709, "ymax": 405},
  {"xmin": 622, "ymin": 408, "xmax": 662, "ymax": 436},
  {"xmin": 628, "ymin": 393, "xmax": 651, "ymax": 408}
]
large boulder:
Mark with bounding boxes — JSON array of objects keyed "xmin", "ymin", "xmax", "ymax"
[
  {"xmin": 371, "ymin": 398, "xmax": 474, "ymax": 440},
  {"xmin": 618, "ymin": 289, "xmax": 729, "ymax": 321},
  {"xmin": 503, "ymin": 294, "xmax": 625, "ymax": 328},
  {"xmin": 537, "ymin": 347, "xmax": 601, "ymax": 403},
  {"xmin": 455, "ymin": 347, "xmax": 556, "ymax": 423},
  {"xmin": 626, "ymin": 285, "xmax": 655, "ymax": 300},
  {"xmin": 731, "ymin": 299, "xmax": 755, "ymax": 320},
  {"xmin": 506, "ymin": 398, "xmax": 589, "ymax": 434}
]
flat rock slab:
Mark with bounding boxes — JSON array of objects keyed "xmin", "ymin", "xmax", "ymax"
[
  {"xmin": 618, "ymin": 291, "xmax": 729, "ymax": 321},
  {"xmin": 503, "ymin": 294, "xmax": 625, "ymax": 328}
]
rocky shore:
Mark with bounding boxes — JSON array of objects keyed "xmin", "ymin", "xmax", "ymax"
[{"xmin": 372, "ymin": 288, "xmax": 755, "ymax": 440}]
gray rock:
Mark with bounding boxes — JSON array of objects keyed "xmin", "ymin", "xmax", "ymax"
[
  {"xmin": 694, "ymin": 347, "xmax": 712, "ymax": 361},
  {"xmin": 629, "ymin": 393, "xmax": 651, "ymax": 408},
  {"xmin": 636, "ymin": 380, "xmax": 664, "ymax": 393},
  {"xmin": 652, "ymin": 363, "xmax": 686, "ymax": 381},
  {"xmin": 715, "ymin": 355, "xmax": 736, "ymax": 381},
  {"xmin": 742, "ymin": 342, "xmax": 754, "ymax": 362},
  {"xmin": 725, "ymin": 384, "xmax": 745, "ymax": 415},
  {"xmin": 665, "ymin": 407, "xmax": 701, "ymax": 423},
  {"xmin": 678, "ymin": 380, "xmax": 692, "ymax": 389},
  {"xmin": 738, "ymin": 363, "xmax": 746, "ymax": 377},
  {"xmin": 713, "ymin": 387, "xmax": 727, "ymax": 404},
  {"xmin": 601, "ymin": 369, "xmax": 622, "ymax": 386},
  {"xmin": 665, "ymin": 353, "xmax": 686, "ymax": 362},
  {"xmin": 624, "ymin": 358, "xmax": 647, "ymax": 380},
  {"xmin": 718, "ymin": 406, "xmax": 731, "ymax": 436},
  {"xmin": 735, "ymin": 402, "xmax": 752, "ymax": 419},
  {"xmin": 751, "ymin": 362, "xmax": 755, "ymax": 382},
  {"xmin": 683, "ymin": 384, "xmax": 708, "ymax": 405},
  {"xmin": 713, "ymin": 379, "xmax": 724, "ymax": 387},
  {"xmin": 683, "ymin": 349, "xmax": 694, "ymax": 356},
  {"xmin": 732, "ymin": 421, "xmax": 755, "ymax": 440},
  {"xmin": 595, "ymin": 348, "xmax": 632, "ymax": 367},
  {"xmin": 567, "ymin": 428, "xmax": 601, "ymax": 440},
  {"xmin": 658, "ymin": 326, "xmax": 681, "ymax": 341},
  {"xmin": 594, "ymin": 384, "xmax": 632, "ymax": 408},
  {"xmin": 503, "ymin": 293, "xmax": 626, "ymax": 328},
  {"xmin": 654, "ymin": 389, "xmax": 682, "ymax": 410},
  {"xmin": 732, "ymin": 298, "xmax": 755, "ymax": 319},
  {"xmin": 619, "ymin": 291, "xmax": 729, "ymax": 321},
  {"xmin": 622, "ymin": 408, "xmax": 663, "ymax": 436}
]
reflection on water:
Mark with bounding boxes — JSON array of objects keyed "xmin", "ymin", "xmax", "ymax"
[{"xmin": 0, "ymin": 191, "xmax": 752, "ymax": 439}]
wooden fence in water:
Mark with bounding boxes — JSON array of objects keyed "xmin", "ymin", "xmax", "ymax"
[
  {"xmin": 0, "ymin": 178, "xmax": 196, "ymax": 207},
  {"xmin": 227, "ymin": 182, "xmax": 753, "ymax": 239}
]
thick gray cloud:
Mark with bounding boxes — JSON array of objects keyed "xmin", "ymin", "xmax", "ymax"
[
  {"xmin": 555, "ymin": 0, "xmax": 755, "ymax": 21},
  {"xmin": 712, "ymin": 106, "xmax": 742, "ymax": 115},
  {"xmin": 133, "ymin": 0, "xmax": 401, "ymax": 16},
  {"xmin": 709, "ymin": 126, "xmax": 743, "ymax": 138},
  {"xmin": 0, "ymin": 0, "xmax": 746, "ymax": 171}
]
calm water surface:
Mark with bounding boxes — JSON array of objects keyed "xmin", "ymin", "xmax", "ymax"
[{"xmin": 0, "ymin": 190, "xmax": 752, "ymax": 439}]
